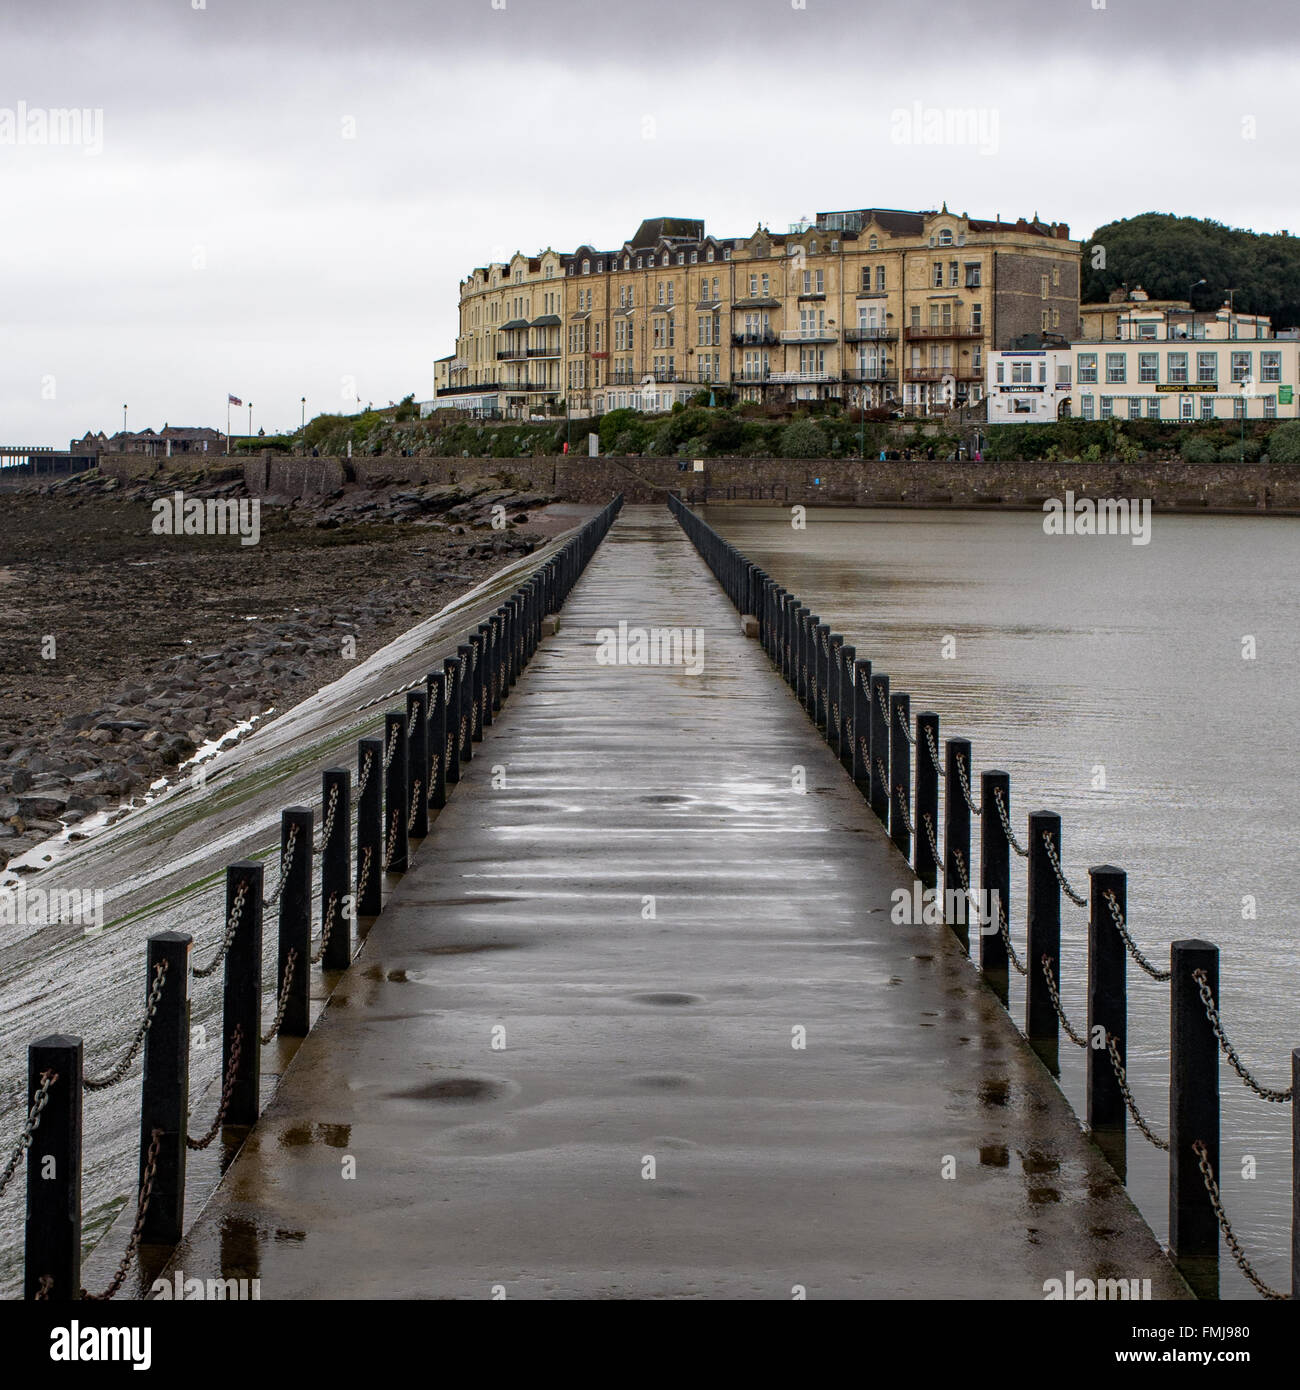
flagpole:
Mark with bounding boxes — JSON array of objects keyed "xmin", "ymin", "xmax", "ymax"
[{"xmin": 226, "ymin": 398, "xmax": 231, "ymax": 456}]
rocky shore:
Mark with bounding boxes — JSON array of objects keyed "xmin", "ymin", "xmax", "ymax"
[{"xmin": 0, "ymin": 467, "xmax": 561, "ymax": 872}]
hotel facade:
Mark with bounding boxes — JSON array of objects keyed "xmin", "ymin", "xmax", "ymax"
[
  {"xmin": 987, "ymin": 301, "xmax": 1300, "ymax": 424},
  {"xmin": 434, "ymin": 208, "xmax": 1081, "ymax": 420}
]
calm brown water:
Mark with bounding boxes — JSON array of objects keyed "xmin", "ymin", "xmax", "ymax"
[{"xmin": 707, "ymin": 503, "xmax": 1300, "ymax": 1301}]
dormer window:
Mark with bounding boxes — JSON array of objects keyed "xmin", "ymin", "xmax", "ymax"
[
  {"xmin": 689, "ymin": 251, "xmax": 697, "ymax": 264},
  {"xmin": 636, "ymin": 256, "xmax": 643, "ymax": 269},
  {"xmin": 938, "ymin": 229, "xmax": 953, "ymax": 246},
  {"xmin": 677, "ymin": 252, "xmax": 684, "ymax": 265},
  {"xmin": 624, "ymin": 256, "xmax": 630, "ymax": 270},
  {"xmin": 662, "ymin": 252, "xmax": 669, "ymax": 266},
  {"xmin": 868, "ymin": 235, "xmax": 878, "ymax": 250},
  {"xmin": 809, "ymin": 240, "xmax": 817, "ymax": 253},
  {"xmin": 582, "ymin": 259, "xmax": 590, "ymax": 274},
  {"xmin": 706, "ymin": 248, "xmax": 715, "ymax": 262},
  {"xmin": 597, "ymin": 260, "xmax": 603, "ymax": 273}
]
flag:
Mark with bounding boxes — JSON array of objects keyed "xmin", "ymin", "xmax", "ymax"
[{"xmin": 228, "ymin": 394, "xmax": 242, "ymax": 406}]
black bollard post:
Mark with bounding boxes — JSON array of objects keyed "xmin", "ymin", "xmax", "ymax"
[
  {"xmin": 980, "ymin": 770, "xmax": 1011, "ymax": 1005},
  {"xmin": 277, "ymin": 806, "xmax": 313, "ymax": 1038},
  {"xmin": 471, "ymin": 630, "xmax": 486, "ymax": 742},
  {"xmin": 827, "ymin": 633, "xmax": 843, "ymax": 753},
  {"xmin": 813, "ymin": 622, "xmax": 829, "ymax": 728},
  {"xmin": 1026, "ymin": 810, "xmax": 1061, "ymax": 1070},
  {"xmin": 838, "ymin": 645, "xmax": 856, "ymax": 772},
  {"xmin": 356, "ymin": 737, "xmax": 384, "ymax": 917},
  {"xmin": 457, "ymin": 644, "xmax": 474, "ymax": 765},
  {"xmin": 795, "ymin": 608, "xmax": 810, "ymax": 709},
  {"xmin": 139, "ymin": 932, "xmax": 191, "ymax": 1246},
  {"xmin": 944, "ymin": 738, "xmax": 973, "ymax": 953},
  {"xmin": 852, "ymin": 659, "xmax": 872, "ymax": 802},
  {"xmin": 482, "ymin": 620, "xmax": 496, "ymax": 728},
  {"xmin": 406, "ymin": 691, "xmax": 429, "ymax": 839},
  {"xmin": 1088, "ymin": 865, "xmax": 1128, "ymax": 1178},
  {"xmin": 1293, "ymin": 1049, "xmax": 1299, "ymax": 1302},
  {"xmin": 1169, "ymin": 939, "xmax": 1220, "ymax": 1298},
  {"xmin": 868, "ymin": 672, "xmax": 890, "ymax": 825},
  {"xmin": 444, "ymin": 657, "xmax": 462, "ymax": 786},
  {"xmin": 427, "ymin": 671, "xmax": 447, "ymax": 810},
  {"xmin": 916, "ymin": 713, "xmax": 941, "ymax": 894},
  {"xmin": 889, "ymin": 691, "xmax": 911, "ymax": 862},
  {"xmin": 384, "ymin": 711, "xmax": 409, "ymax": 875},
  {"xmin": 223, "ymin": 861, "xmax": 263, "ymax": 1125},
  {"xmin": 321, "ymin": 768, "xmax": 351, "ymax": 970},
  {"xmin": 24, "ymin": 1037, "xmax": 82, "ymax": 1300}
]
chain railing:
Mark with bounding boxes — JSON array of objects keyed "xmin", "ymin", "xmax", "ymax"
[
  {"xmin": 1192, "ymin": 969, "xmax": 1294, "ymax": 1104},
  {"xmin": 1040, "ymin": 830, "xmax": 1089, "ymax": 907},
  {"xmin": 261, "ymin": 952, "xmax": 298, "ymax": 1045},
  {"xmin": 953, "ymin": 752, "xmax": 981, "ymax": 815},
  {"xmin": 311, "ymin": 894, "xmax": 340, "ymax": 966},
  {"xmin": 893, "ymin": 785, "xmax": 914, "ymax": 837},
  {"xmin": 186, "ymin": 1026, "xmax": 243, "ymax": 1151},
  {"xmin": 992, "ymin": 785, "xmax": 1027, "ymax": 856},
  {"xmin": 895, "ymin": 705, "xmax": 915, "ymax": 745},
  {"xmin": 193, "ymin": 877, "xmax": 248, "ymax": 979},
  {"xmin": 0, "ymin": 1071, "xmax": 56, "ymax": 1199},
  {"xmin": 924, "ymin": 725, "xmax": 945, "ymax": 780},
  {"xmin": 83, "ymin": 961, "xmax": 169, "ymax": 1091},
  {"xmin": 1106, "ymin": 1034, "xmax": 1169, "ymax": 1152},
  {"xmin": 315, "ymin": 782, "xmax": 340, "ymax": 853},
  {"xmin": 995, "ymin": 896, "xmax": 1029, "ymax": 977},
  {"xmin": 1191, "ymin": 1141, "xmax": 1288, "ymax": 1300},
  {"xmin": 80, "ymin": 1128, "xmax": 162, "ymax": 1302},
  {"xmin": 1040, "ymin": 955, "xmax": 1088, "ymax": 1049},
  {"xmin": 1102, "ymin": 889, "xmax": 1171, "ymax": 982}
]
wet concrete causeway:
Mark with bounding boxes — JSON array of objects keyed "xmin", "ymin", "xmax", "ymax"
[{"xmin": 163, "ymin": 506, "xmax": 1189, "ymax": 1299}]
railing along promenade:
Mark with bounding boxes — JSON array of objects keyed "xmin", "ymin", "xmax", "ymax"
[
  {"xmin": 0, "ymin": 498, "xmax": 623, "ymax": 1301},
  {"xmin": 667, "ymin": 491, "xmax": 1299, "ymax": 1303}
]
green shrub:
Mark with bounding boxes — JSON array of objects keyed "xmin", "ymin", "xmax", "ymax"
[
  {"xmin": 1267, "ymin": 420, "xmax": 1300, "ymax": 464},
  {"xmin": 1180, "ymin": 433, "xmax": 1218, "ymax": 463},
  {"xmin": 780, "ymin": 419, "xmax": 829, "ymax": 458}
]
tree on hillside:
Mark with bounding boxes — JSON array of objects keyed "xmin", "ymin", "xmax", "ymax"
[{"xmin": 1081, "ymin": 213, "xmax": 1300, "ymax": 329}]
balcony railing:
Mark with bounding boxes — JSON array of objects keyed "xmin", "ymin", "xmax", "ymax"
[
  {"xmin": 496, "ymin": 349, "xmax": 528, "ymax": 361},
  {"xmin": 437, "ymin": 383, "xmax": 502, "ymax": 395},
  {"xmin": 779, "ymin": 329, "xmax": 836, "ymax": 343},
  {"xmin": 502, "ymin": 381, "xmax": 558, "ymax": 393},
  {"xmin": 768, "ymin": 371, "xmax": 839, "ymax": 384},
  {"xmin": 732, "ymin": 332, "xmax": 779, "ymax": 347},
  {"xmin": 843, "ymin": 368, "xmax": 895, "ymax": 382},
  {"xmin": 527, "ymin": 346, "xmax": 561, "ymax": 358},
  {"xmin": 904, "ymin": 367, "xmax": 982, "ymax": 382},
  {"xmin": 734, "ymin": 295, "xmax": 781, "ymax": 308},
  {"xmin": 843, "ymin": 327, "xmax": 897, "ymax": 343},
  {"xmin": 904, "ymin": 325, "xmax": 983, "ymax": 340}
]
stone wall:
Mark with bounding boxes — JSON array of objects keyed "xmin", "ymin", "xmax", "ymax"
[{"xmin": 104, "ymin": 450, "xmax": 1300, "ymax": 514}]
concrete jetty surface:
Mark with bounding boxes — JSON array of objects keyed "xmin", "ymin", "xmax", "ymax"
[{"xmin": 160, "ymin": 505, "xmax": 1189, "ymax": 1299}]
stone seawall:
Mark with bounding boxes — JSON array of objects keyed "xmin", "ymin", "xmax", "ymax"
[{"xmin": 97, "ymin": 451, "xmax": 1300, "ymax": 513}]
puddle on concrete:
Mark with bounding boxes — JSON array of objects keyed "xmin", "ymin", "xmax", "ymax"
[
  {"xmin": 979, "ymin": 1079, "xmax": 1010, "ymax": 1108},
  {"xmin": 398, "ymin": 1077, "xmax": 506, "ymax": 1102},
  {"xmin": 629, "ymin": 991, "xmax": 700, "ymax": 1006},
  {"xmin": 630, "ymin": 1074, "xmax": 693, "ymax": 1090},
  {"xmin": 278, "ymin": 1123, "xmax": 352, "ymax": 1150},
  {"xmin": 419, "ymin": 942, "xmax": 521, "ymax": 956},
  {"xmin": 1020, "ymin": 1150, "xmax": 1061, "ymax": 1176},
  {"xmin": 979, "ymin": 1145, "xmax": 1010, "ymax": 1167},
  {"xmin": 362, "ymin": 965, "xmax": 409, "ymax": 982}
]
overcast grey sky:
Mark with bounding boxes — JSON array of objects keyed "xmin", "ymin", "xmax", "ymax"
[{"xmin": 2, "ymin": 0, "xmax": 1296, "ymax": 445}]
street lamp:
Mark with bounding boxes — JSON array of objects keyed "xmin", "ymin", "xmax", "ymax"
[
  {"xmin": 301, "ymin": 396, "xmax": 306, "ymax": 429},
  {"xmin": 122, "ymin": 404, "xmax": 128, "ymax": 435}
]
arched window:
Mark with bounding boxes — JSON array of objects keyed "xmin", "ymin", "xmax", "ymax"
[
  {"xmin": 582, "ymin": 259, "xmax": 590, "ymax": 274},
  {"xmin": 938, "ymin": 229, "xmax": 953, "ymax": 246}
]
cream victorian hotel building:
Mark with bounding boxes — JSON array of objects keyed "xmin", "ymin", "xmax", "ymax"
[{"xmin": 432, "ymin": 209, "xmax": 1081, "ymax": 419}]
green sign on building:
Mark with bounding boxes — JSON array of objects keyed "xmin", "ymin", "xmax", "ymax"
[{"xmin": 1280, "ymin": 385, "xmax": 1294, "ymax": 405}]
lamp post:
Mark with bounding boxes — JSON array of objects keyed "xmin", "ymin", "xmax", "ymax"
[
  {"xmin": 301, "ymin": 396, "xmax": 306, "ymax": 430},
  {"xmin": 122, "ymin": 404, "xmax": 127, "ymax": 436},
  {"xmin": 1187, "ymin": 278, "xmax": 1207, "ymax": 339},
  {"xmin": 248, "ymin": 402, "xmax": 253, "ymax": 441}
]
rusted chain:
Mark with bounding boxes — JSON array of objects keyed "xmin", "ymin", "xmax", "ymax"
[
  {"xmin": 407, "ymin": 780, "xmax": 423, "ymax": 833},
  {"xmin": 924, "ymin": 726, "xmax": 946, "ymax": 779},
  {"xmin": 875, "ymin": 684, "xmax": 890, "ymax": 724},
  {"xmin": 1106, "ymin": 1034, "xmax": 1168, "ymax": 1151},
  {"xmin": 1102, "ymin": 889, "xmax": 1171, "ymax": 982},
  {"xmin": 81, "ymin": 1128, "xmax": 162, "ymax": 1301},
  {"xmin": 84, "ymin": 961, "xmax": 169, "ymax": 1091},
  {"xmin": 356, "ymin": 846, "xmax": 373, "ymax": 907},
  {"xmin": 186, "ymin": 1026, "xmax": 243, "ymax": 1151},
  {"xmin": 314, "ymin": 782, "xmax": 340, "ymax": 853},
  {"xmin": 0, "ymin": 1071, "xmax": 56, "ymax": 1198},
  {"xmin": 1041, "ymin": 955, "xmax": 1088, "ymax": 1048},
  {"xmin": 992, "ymin": 785, "xmax": 1027, "ymax": 856},
  {"xmin": 996, "ymin": 896, "xmax": 1029, "ymax": 976},
  {"xmin": 1041, "ymin": 830, "xmax": 1088, "ymax": 907},
  {"xmin": 1192, "ymin": 969, "xmax": 1293, "ymax": 1103},
  {"xmin": 384, "ymin": 808, "xmax": 400, "ymax": 869},
  {"xmin": 193, "ymin": 878, "xmax": 248, "ymax": 979},
  {"xmin": 383, "ymin": 726, "xmax": 399, "ymax": 771},
  {"xmin": 896, "ymin": 705, "xmax": 915, "ymax": 745},
  {"xmin": 1192, "ymin": 1140, "xmax": 1287, "ymax": 1300},
  {"xmin": 311, "ymin": 894, "xmax": 340, "ymax": 966},
  {"xmin": 34, "ymin": 1276, "xmax": 52, "ymax": 1301},
  {"xmin": 922, "ymin": 811, "xmax": 942, "ymax": 876},
  {"xmin": 354, "ymin": 750, "xmax": 374, "ymax": 804},
  {"xmin": 893, "ymin": 785, "xmax": 914, "ymax": 836},
  {"xmin": 954, "ymin": 752, "xmax": 981, "ymax": 815},
  {"xmin": 261, "ymin": 950, "xmax": 298, "ymax": 1045},
  {"xmin": 261, "ymin": 822, "xmax": 300, "ymax": 908}
]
